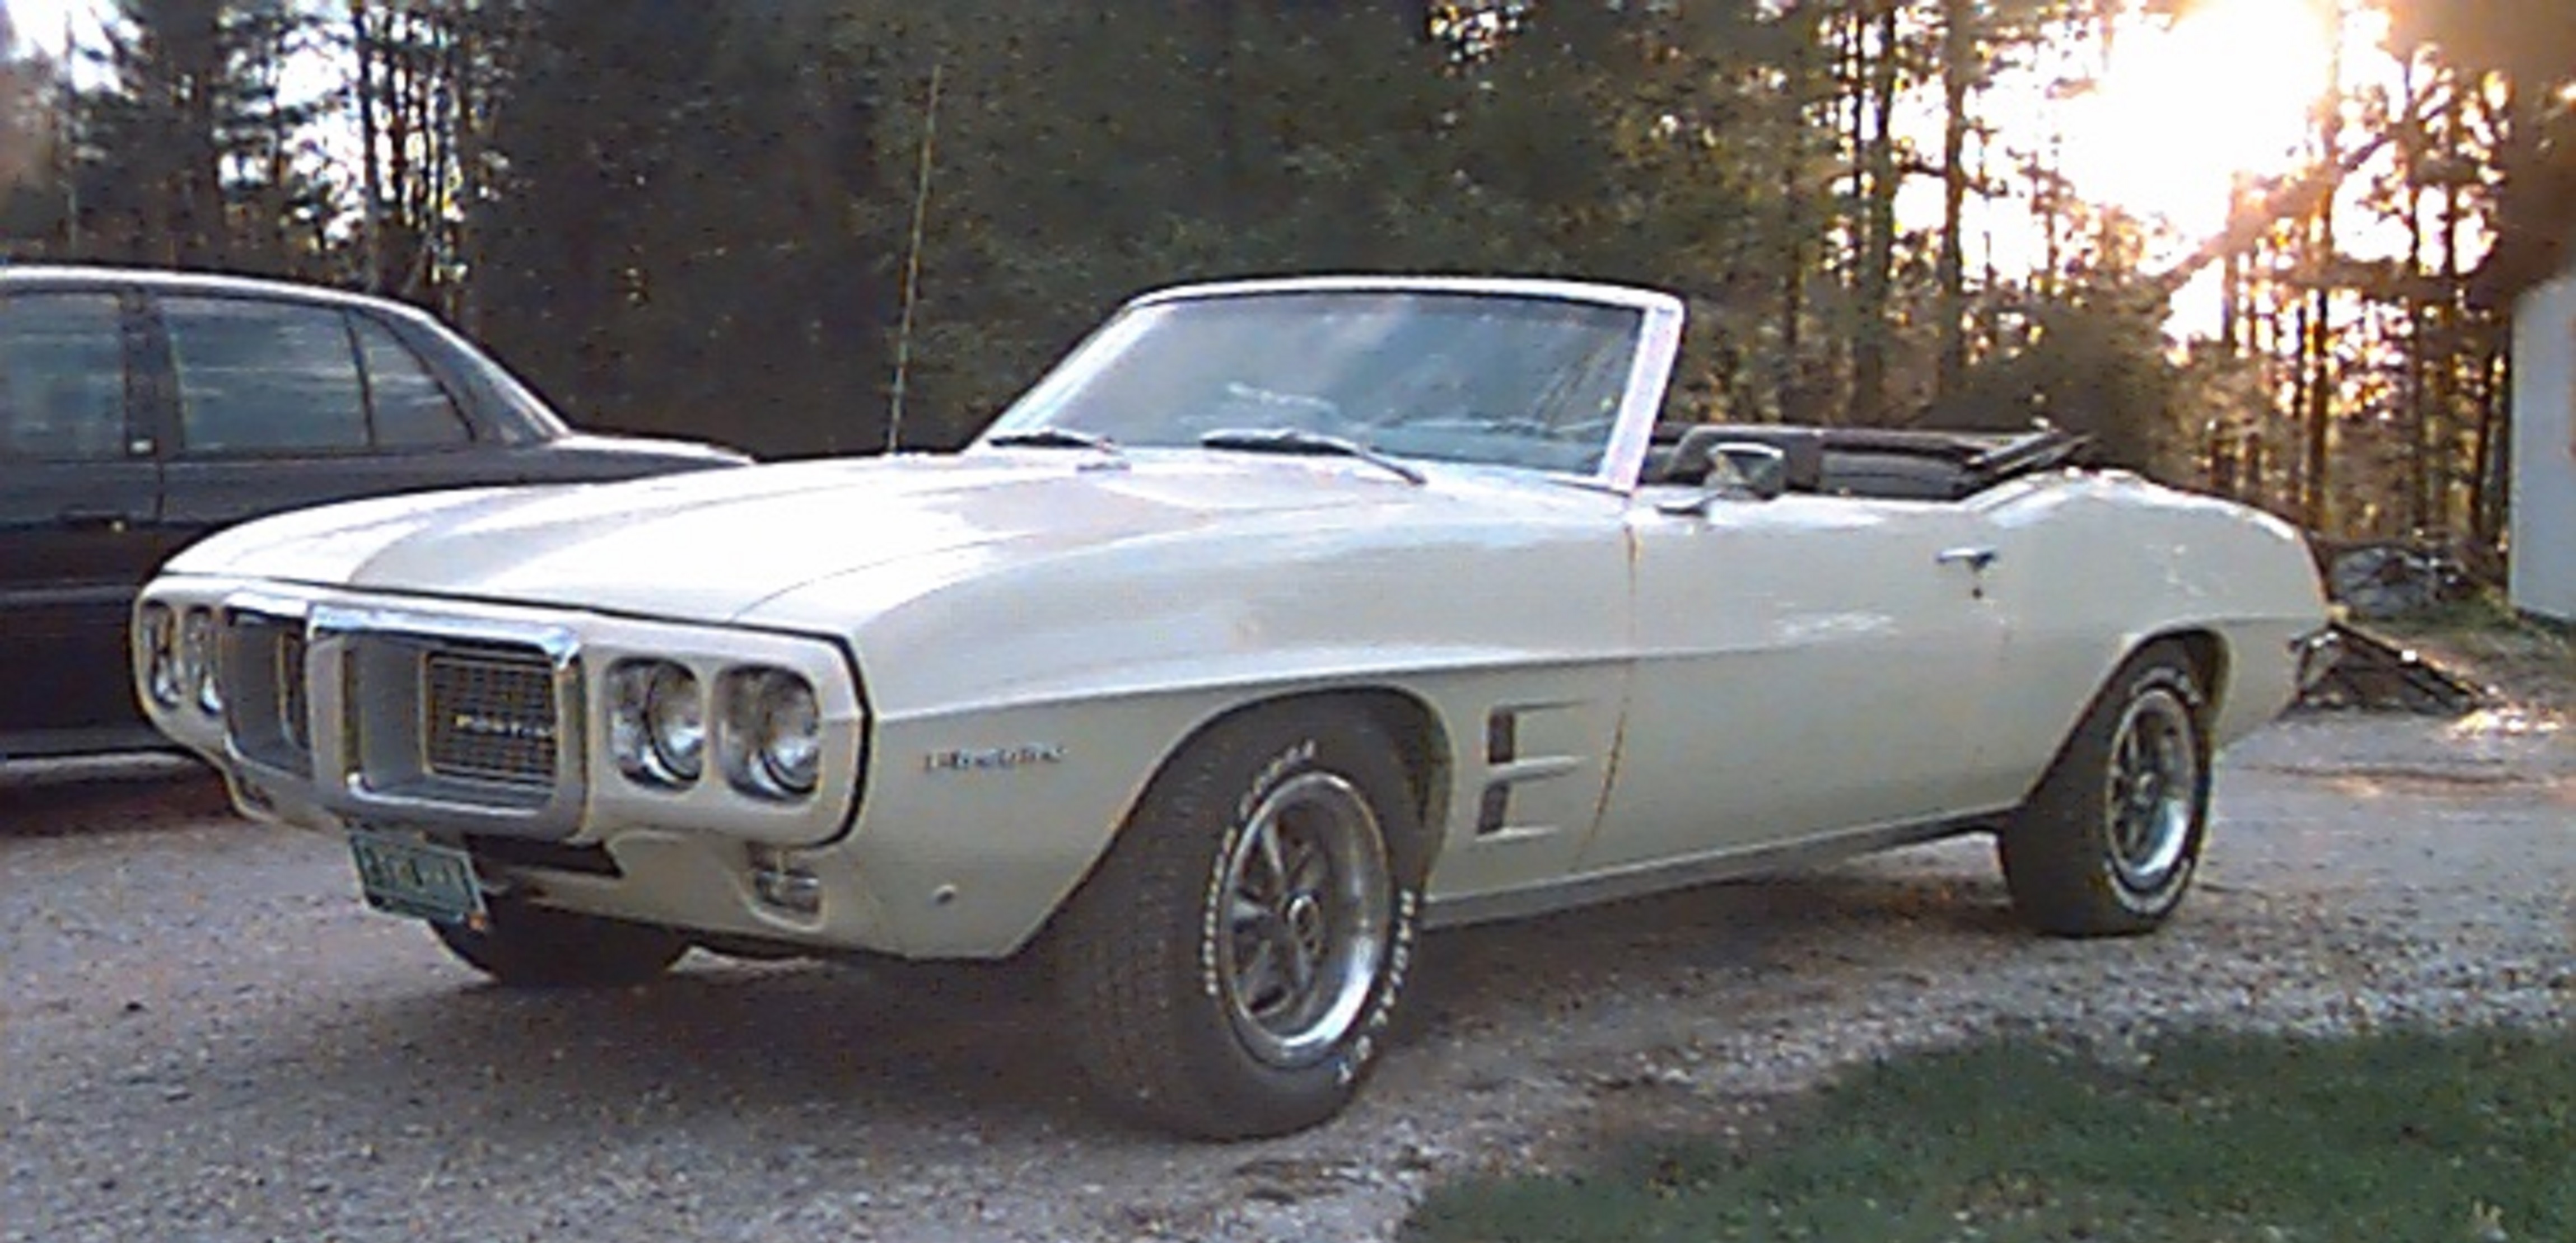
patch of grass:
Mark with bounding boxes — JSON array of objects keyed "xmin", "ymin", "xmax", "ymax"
[
  {"xmin": 2373, "ymin": 595, "xmax": 2576, "ymax": 712},
  {"xmin": 2377, "ymin": 591, "xmax": 2571, "ymax": 646},
  {"xmin": 1405, "ymin": 1026, "xmax": 2575, "ymax": 1243}
]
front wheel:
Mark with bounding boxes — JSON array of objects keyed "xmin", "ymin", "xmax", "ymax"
[
  {"xmin": 2000, "ymin": 644, "xmax": 2211, "ymax": 937},
  {"xmin": 430, "ymin": 900, "xmax": 689, "ymax": 987},
  {"xmin": 1051, "ymin": 705, "xmax": 1426, "ymax": 1139}
]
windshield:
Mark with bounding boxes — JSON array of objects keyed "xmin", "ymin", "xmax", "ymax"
[{"xmin": 981, "ymin": 290, "xmax": 1646, "ymax": 476}]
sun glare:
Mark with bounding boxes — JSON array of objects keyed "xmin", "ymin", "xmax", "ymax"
[{"xmin": 2058, "ymin": 0, "xmax": 2339, "ymax": 240}]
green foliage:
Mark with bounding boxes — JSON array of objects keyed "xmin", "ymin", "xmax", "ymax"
[
  {"xmin": 476, "ymin": 0, "xmax": 889, "ymax": 454},
  {"xmin": 1406, "ymin": 1026, "xmax": 2576, "ymax": 1243},
  {"xmin": 3, "ymin": 0, "xmax": 2526, "ymax": 531}
]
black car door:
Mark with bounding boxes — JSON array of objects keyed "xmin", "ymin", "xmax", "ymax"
[
  {"xmin": 0, "ymin": 288, "xmax": 166, "ymax": 751},
  {"xmin": 146, "ymin": 293, "xmax": 515, "ymax": 553}
]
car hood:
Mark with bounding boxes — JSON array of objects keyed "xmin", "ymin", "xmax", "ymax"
[{"xmin": 166, "ymin": 450, "xmax": 1445, "ymax": 624}]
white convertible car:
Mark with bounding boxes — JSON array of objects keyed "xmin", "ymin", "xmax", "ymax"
[{"xmin": 133, "ymin": 277, "xmax": 2332, "ymax": 1138}]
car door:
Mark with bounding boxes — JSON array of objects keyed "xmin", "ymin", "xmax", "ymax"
[
  {"xmin": 145, "ymin": 293, "xmax": 511, "ymax": 552},
  {"xmin": 1578, "ymin": 491, "xmax": 2009, "ymax": 872},
  {"xmin": 0, "ymin": 287, "xmax": 166, "ymax": 751}
]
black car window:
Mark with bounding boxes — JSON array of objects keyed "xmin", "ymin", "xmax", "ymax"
[
  {"xmin": 164, "ymin": 296, "xmax": 368, "ymax": 456},
  {"xmin": 352, "ymin": 315, "xmax": 471, "ymax": 448},
  {"xmin": 0, "ymin": 293, "xmax": 127, "ymax": 462}
]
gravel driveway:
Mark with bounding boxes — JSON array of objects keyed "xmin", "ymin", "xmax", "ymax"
[{"xmin": 3, "ymin": 711, "xmax": 2568, "ymax": 1243}]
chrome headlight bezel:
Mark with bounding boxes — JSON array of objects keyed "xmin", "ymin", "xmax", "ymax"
[
  {"xmin": 609, "ymin": 659, "xmax": 706, "ymax": 788},
  {"xmin": 719, "ymin": 667, "xmax": 823, "ymax": 801}
]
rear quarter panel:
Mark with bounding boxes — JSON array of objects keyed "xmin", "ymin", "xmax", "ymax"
[{"xmin": 1973, "ymin": 471, "xmax": 2326, "ymax": 795}]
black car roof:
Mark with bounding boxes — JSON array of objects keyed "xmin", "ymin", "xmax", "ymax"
[{"xmin": 0, "ymin": 264, "xmax": 419, "ymax": 317}]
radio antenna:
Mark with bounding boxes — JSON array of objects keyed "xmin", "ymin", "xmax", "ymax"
[{"xmin": 886, "ymin": 57, "xmax": 942, "ymax": 454}]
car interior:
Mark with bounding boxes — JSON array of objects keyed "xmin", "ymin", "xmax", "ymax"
[{"xmin": 1640, "ymin": 422, "xmax": 2092, "ymax": 502}]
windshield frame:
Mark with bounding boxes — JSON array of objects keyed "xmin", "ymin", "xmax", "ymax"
[{"xmin": 976, "ymin": 276, "xmax": 1685, "ymax": 492}]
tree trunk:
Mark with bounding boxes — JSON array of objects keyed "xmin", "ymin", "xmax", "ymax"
[
  {"xmin": 2400, "ymin": 59, "xmax": 2431, "ymax": 535},
  {"xmin": 1848, "ymin": 0, "xmax": 1900, "ymax": 426},
  {"xmin": 353, "ymin": 3, "xmax": 386, "ymax": 294},
  {"xmin": 1935, "ymin": 0, "xmax": 1975, "ymax": 403},
  {"xmin": 2299, "ymin": 12, "xmax": 2345, "ymax": 532}
]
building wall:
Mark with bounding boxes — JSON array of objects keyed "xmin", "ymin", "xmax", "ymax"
[{"xmin": 2510, "ymin": 231, "xmax": 2576, "ymax": 621}]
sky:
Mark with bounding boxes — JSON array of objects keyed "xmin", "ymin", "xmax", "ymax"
[{"xmin": 3, "ymin": 0, "xmax": 104, "ymax": 63}]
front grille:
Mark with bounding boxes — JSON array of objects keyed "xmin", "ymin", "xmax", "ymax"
[
  {"xmin": 421, "ymin": 647, "xmax": 558, "ymax": 788},
  {"xmin": 278, "ymin": 630, "xmax": 309, "ymax": 752},
  {"xmin": 222, "ymin": 611, "xmax": 311, "ymax": 775}
]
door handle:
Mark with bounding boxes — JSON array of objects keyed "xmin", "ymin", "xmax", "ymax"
[
  {"xmin": 58, "ymin": 507, "xmax": 138, "ymax": 533},
  {"xmin": 1936, "ymin": 546, "xmax": 1998, "ymax": 572}
]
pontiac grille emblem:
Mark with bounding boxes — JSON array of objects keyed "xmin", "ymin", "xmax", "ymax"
[{"xmin": 450, "ymin": 712, "xmax": 554, "ymax": 745}]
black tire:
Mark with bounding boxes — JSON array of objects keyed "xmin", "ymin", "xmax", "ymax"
[
  {"xmin": 2000, "ymin": 643, "xmax": 2211, "ymax": 937},
  {"xmin": 1051, "ymin": 705, "xmax": 1428, "ymax": 1139},
  {"xmin": 430, "ymin": 900, "xmax": 689, "ymax": 988}
]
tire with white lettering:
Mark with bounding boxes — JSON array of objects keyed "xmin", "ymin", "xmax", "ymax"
[
  {"xmin": 2000, "ymin": 643, "xmax": 2210, "ymax": 936},
  {"xmin": 430, "ymin": 901, "xmax": 689, "ymax": 987},
  {"xmin": 1053, "ymin": 705, "xmax": 1426, "ymax": 1139}
]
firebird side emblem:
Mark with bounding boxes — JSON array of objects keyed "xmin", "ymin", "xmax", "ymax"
[
  {"xmin": 924, "ymin": 744, "xmax": 1065, "ymax": 774},
  {"xmin": 450, "ymin": 713, "xmax": 555, "ymax": 744}
]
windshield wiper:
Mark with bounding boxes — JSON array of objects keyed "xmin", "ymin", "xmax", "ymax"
[
  {"xmin": 1198, "ymin": 427, "xmax": 1426, "ymax": 486},
  {"xmin": 986, "ymin": 427, "xmax": 1123, "ymax": 457}
]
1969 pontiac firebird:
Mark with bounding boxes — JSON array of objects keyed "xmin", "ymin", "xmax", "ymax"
[{"xmin": 133, "ymin": 276, "xmax": 2333, "ymax": 1138}]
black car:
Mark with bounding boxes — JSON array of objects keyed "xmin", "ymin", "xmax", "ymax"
[{"xmin": 1, "ymin": 265, "xmax": 749, "ymax": 760}]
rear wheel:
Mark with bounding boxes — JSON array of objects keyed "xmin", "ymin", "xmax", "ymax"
[
  {"xmin": 1052, "ymin": 705, "xmax": 1427, "ymax": 1139},
  {"xmin": 430, "ymin": 900, "xmax": 689, "ymax": 987},
  {"xmin": 2000, "ymin": 644, "xmax": 2210, "ymax": 936}
]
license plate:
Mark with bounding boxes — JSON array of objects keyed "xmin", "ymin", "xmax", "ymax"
[{"xmin": 349, "ymin": 831, "xmax": 487, "ymax": 926}]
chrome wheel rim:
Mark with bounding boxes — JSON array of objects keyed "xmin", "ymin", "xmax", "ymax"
[
  {"xmin": 1215, "ymin": 771, "xmax": 1392, "ymax": 1069},
  {"xmin": 2104, "ymin": 686, "xmax": 2199, "ymax": 892}
]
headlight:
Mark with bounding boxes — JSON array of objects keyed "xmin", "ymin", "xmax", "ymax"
[
  {"xmin": 140, "ymin": 604, "xmax": 182, "ymax": 708},
  {"xmin": 720, "ymin": 669, "xmax": 822, "ymax": 800},
  {"xmin": 182, "ymin": 608, "xmax": 221, "ymax": 716},
  {"xmin": 609, "ymin": 660, "xmax": 704, "ymax": 787}
]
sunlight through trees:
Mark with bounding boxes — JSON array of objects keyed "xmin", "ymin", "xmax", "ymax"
[{"xmin": 0, "ymin": 0, "xmax": 2563, "ymax": 549}]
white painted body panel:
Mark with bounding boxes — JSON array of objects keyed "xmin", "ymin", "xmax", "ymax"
[{"xmin": 134, "ymin": 277, "xmax": 2328, "ymax": 960}]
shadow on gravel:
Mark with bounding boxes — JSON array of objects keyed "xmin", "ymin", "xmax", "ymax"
[
  {"xmin": 231, "ymin": 852, "xmax": 2027, "ymax": 1147},
  {"xmin": 1413, "ymin": 863, "xmax": 2019, "ymax": 1025},
  {"xmin": 0, "ymin": 756, "xmax": 235, "ymax": 839},
  {"xmin": 255, "ymin": 958, "xmax": 1109, "ymax": 1139}
]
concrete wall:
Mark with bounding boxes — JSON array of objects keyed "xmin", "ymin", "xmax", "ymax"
[{"xmin": 2510, "ymin": 229, "xmax": 2576, "ymax": 622}]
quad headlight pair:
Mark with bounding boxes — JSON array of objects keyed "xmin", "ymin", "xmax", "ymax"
[
  {"xmin": 609, "ymin": 660, "xmax": 823, "ymax": 801},
  {"xmin": 140, "ymin": 604, "xmax": 223, "ymax": 717}
]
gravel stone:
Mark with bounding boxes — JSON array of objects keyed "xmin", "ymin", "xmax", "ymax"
[{"xmin": 1, "ymin": 713, "xmax": 2567, "ymax": 1241}]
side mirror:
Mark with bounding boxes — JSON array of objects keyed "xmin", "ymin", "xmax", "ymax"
[
  {"xmin": 1653, "ymin": 428, "xmax": 1794, "ymax": 515},
  {"xmin": 1712, "ymin": 442, "xmax": 1790, "ymax": 501}
]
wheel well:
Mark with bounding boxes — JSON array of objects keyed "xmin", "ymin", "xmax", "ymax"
[
  {"xmin": 2146, "ymin": 628, "xmax": 2228, "ymax": 723},
  {"xmin": 1017, "ymin": 687, "xmax": 1455, "ymax": 962},
  {"xmin": 1183, "ymin": 689, "xmax": 1454, "ymax": 842}
]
